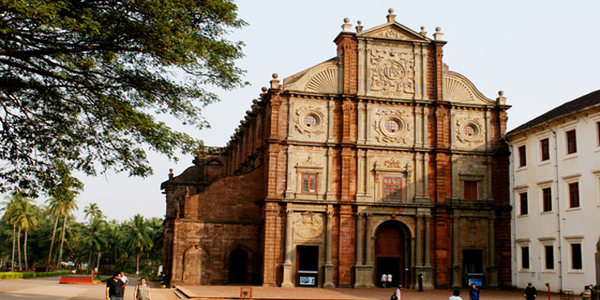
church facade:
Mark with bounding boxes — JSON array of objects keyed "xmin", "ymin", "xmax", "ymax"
[{"xmin": 161, "ymin": 10, "xmax": 512, "ymax": 288}]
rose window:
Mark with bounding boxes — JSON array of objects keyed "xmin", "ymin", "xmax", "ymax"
[
  {"xmin": 385, "ymin": 119, "xmax": 400, "ymax": 133},
  {"xmin": 463, "ymin": 124, "xmax": 476, "ymax": 137},
  {"xmin": 304, "ymin": 114, "xmax": 318, "ymax": 127}
]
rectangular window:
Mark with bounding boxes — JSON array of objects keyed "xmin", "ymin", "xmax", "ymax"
[
  {"xmin": 545, "ymin": 245, "xmax": 554, "ymax": 269},
  {"xmin": 569, "ymin": 182, "xmax": 580, "ymax": 208},
  {"xmin": 301, "ymin": 173, "xmax": 317, "ymax": 194},
  {"xmin": 540, "ymin": 138, "xmax": 550, "ymax": 161},
  {"xmin": 519, "ymin": 192, "xmax": 528, "ymax": 215},
  {"xmin": 542, "ymin": 187, "xmax": 552, "ymax": 212},
  {"xmin": 519, "ymin": 145, "xmax": 527, "ymax": 167},
  {"xmin": 521, "ymin": 246, "xmax": 530, "ymax": 269},
  {"xmin": 597, "ymin": 121, "xmax": 600, "ymax": 146},
  {"xmin": 571, "ymin": 243, "xmax": 582, "ymax": 270},
  {"xmin": 383, "ymin": 176, "xmax": 403, "ymax": 202},
  {"xmin": 464, "ymin": 181, "xmax": 478, "ymax": 201},
  {"xmin": 566, "ymin": 130, "xmax": 577, "ymax": 154}
]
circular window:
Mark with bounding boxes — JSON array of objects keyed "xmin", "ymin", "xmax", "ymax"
[
  {"xmin": 303, "ymin": 114, "xmax": 318, "ymax": 128},
  {"xmin": 385, "ymin": 119, "xmax": 400, "ymax": 133},
  {"xmin": 463, "ymin": 124, "xmax": 477, "ymax": 137}
]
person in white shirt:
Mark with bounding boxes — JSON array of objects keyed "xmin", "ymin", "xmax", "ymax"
[
  {"xmin": 449, "ymin": 289, "xmax": 463, "ymax": 300},
  {"xmin": 381, "ymin": 274, "xmax": 388, "ymax": 288},
  {"xmin": 120, "ymin": 272, "xmax": 129, "ymax": 295}
]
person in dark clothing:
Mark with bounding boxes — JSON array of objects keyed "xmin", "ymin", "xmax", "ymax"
[
  {"xmin": 418, "ymin": 274, "xmax": 423, "ymax": 292},
  {"xmin": 106, "ymin": 272, "xmax": 125, "ymax": 300},
  {"xmin": 525, "ymin": 282, "xmax": 537, "ymax": 300},
  {"xmin": 469, "ymin": 283, "xmax": 481, "ymax": 300}
]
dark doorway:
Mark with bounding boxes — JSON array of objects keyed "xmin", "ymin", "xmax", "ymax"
[
  {"xmin": 462, "ymin": 249, "xmax": 483, "ymax": 273},
  {"xmin": 229, "ymin": 248, "xmax": 248, "ymax": 284},
  {"xmin": 296, "ymin": 246, "xmax": 319, "ymax": 287},
  {"xmin": 375, "ymin": 221, "xmax": 410, "ymax": 287}
]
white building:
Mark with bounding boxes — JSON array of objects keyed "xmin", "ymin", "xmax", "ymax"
[{"xmin": 506, "ymin": 90, "xmax": 600, "ymax": 293}]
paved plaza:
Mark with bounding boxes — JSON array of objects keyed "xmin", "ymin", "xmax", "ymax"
[{"xmin": 0, "ymin": 277, "xmax": 571, "ymax": 300}]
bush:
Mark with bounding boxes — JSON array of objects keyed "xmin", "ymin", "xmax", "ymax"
[{"xmin": 0, "ymin": 270, "xmax": 71, "ymax": 280}]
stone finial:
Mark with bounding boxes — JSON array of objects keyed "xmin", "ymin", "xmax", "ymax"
[
  {"xmin": 270, "ymin": 73, "xmax": 279, "ymax": 89},
  {"xmin": 260, "ymin": 86, "xmax": 268, "ymax": 97},
  {"xmin": 356, "ymin": 20, "xmax": 363, "ymax": 33},
  {"xmin": 386, "ymin": 8, "xmax": 396, "ymax": 23},
  {"xmin": 420, "ymin": 26, "xmax": 427, "ymax": 37},
  {"xmin": 341, "ymin": 17, "xmax": 352, "ymax": 32},
  {"xmin": 434, "ymin": 26, "xmax": 444, "ymax": 41},
  {"xmin": 168, "ymin": 168, "xmax": 174, "ymax": 179},
  {"xmin": 496, "ymin": 90, "xmax": 507, "ymax": 105}
]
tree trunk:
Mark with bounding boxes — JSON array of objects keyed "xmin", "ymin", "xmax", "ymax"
[
  {"xmin": 10, "ymin": 225, "xmax": 15, "ymax": 272},
  {"xmin": 24, "ymin": 230, "xmax": 28, "ymax": 271},
  {"xmin": 96, "ymin": 252, "xmax": 102, "ymax": 270},
  {"xmin": 17, "ymin": 227, "xmax": 22, "ymax": 271},
  {"xmin": 47, "ymin": 216, "xmax": 59, "ymax": 269},
  {"xmin": 136, "ymin": 252, "xmax": 140, "ymax": 276},
  {"xmin": 57, "ymin": 215, "xmax": 67, "ymax": 268},
  {"xmin": 87, "ymin": 251, "xmax": 92, "ymax": 273}
]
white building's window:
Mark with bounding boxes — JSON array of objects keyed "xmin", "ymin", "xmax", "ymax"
[
  {"xmin": 544, "ymin": 245, "xmax": 554, "ymax": 270},
  {"xmin": 519, "ymin": 192, "xmax": 528, "ymax": 215},
  {"xmin": 568, "ymin": 182, "xmax": 580, "ymax": 208},
  {"xmin": 542, "ymin": 187, "xmax": 552, "ymax": 212},
  {"xmin": 571, "ymin": 243, "xmax": 582, "ymax": 270},
  {"xmin": 518, "ymin": 145, "xmax": 527, "ymax": 167},
  {"xmin": 521, "ymin": 245, "xmax": 530, "ymax": 269},
  {"xmin": 566, "ymin": 130, "xmax": 577, "ymax": 154},
  {"xmin": 540, "ymin": 138, "xmax": 550, "ymax": 161}
]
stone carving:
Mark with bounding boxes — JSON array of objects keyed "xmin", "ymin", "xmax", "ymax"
[
  {"xmin": 374, "ymin": 158, "xmax": 410, "ymax": 172},
  {"xmin": 294, "ymin": 106, "xmax": 325, "ymax": 137},
  {"xmin": 368, "ymin": 46, "xmax": 415, "ymax": 98},
  {"xmin": 293, "ymin": 212, "xmax": 324, "ymax": 242},
  {"xmin": 306, "ymin": 67, "xmax": 338, "ymax": 93},
  {"xmin": 372, "ymin": 107, "xmax": 412, "ymax": 144},
  {"xmin": 296, "ymin": 154, "xmax": 323, "ymax": 169},
  {"xmin": 455, "ymin": 116, "xmax": 484, "ymax": 147},
  {"xmin": 384, "ymin": 158, "xmax": 403, "ymax": 169},
  {"xmin": 372, "ymin": 28, "xmax": 414, "ymax": 40},
  {"xmin": 443, "ymin": 71, "xmax": 494, "ymax": 104}
]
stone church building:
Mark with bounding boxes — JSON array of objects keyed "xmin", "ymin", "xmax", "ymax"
[{"xmin": 161, "ymin": 10, "xmax": 512, "ymax": 289}]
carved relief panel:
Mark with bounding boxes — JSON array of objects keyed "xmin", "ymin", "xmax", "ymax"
[
  {"xmin": 366, "ymin": 43, "xmax": 415, "ymax": 99},
  {"xmin": 453, "ymin": 111, "xmax": 486, "ymax": 150},
  {"xmin": 288, "ymin": 98, "xmax": 329, "ymax": 143},
  {"xmin": 369, "ymin": 104, "xmax": 414, "ymax": 146},
  {"xmin": 363, "ymin": 155, "xmax": 415, "ymax": 204},
  {"xmin": 292, "ymin": 211, "xmax": 325, "ymax": 243}
]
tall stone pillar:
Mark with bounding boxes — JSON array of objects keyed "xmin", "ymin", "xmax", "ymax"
[
  {"xmin": 360, "ymin": 213, "xmax": 375, "ymax": 288},
  {"xmin": 451, "ymin": 211, "xmax": 462, "ymax": 288},
  {"xmin": 414, "ymin": 211, "xmax": 434, "ymax": 289},
  {"xmin": 323, "ymin": 205, "xmax": 335, "ymax": 288},
  {"xmin": 282, "ymin": 207, "xmax": 294, "ymax": 287},
  {"xmin": 354, "ymin": 210, "xmax": 371, "ymax": 287},
  {"xmin": 487, "ymin": 213, "xmax": 498, "ymax": 287}
]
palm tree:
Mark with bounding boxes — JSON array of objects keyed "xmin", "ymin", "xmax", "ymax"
[
  {"xmin": 45, "ymin": 197, "xmax": 62, "ymax": 267},
  {"xmin": 10, "ymin": 201, "xmax": 40, "ymax": 270},
  {"xmin": 83, "ymin": 203, "xmax": 103, "ymax": 223},
  {"xmin": 127, "ymin": 214, "xmax": 153, "ymax": 275},
  {"xmin": 1, "ymin": 191, "xmax": 28, "ymax": 271},
  {"xmin": 80, "ymin": 218, "xmax": 107, "ymax": 272},
  {"xmin": 56, "ymin": 197, "xmax": 78, "ymax": 268}
]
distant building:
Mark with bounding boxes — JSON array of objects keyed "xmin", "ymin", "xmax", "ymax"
[
  {"xmin": 506, "ymin": 90, "xmax": 600, "ymax": 292},
  {"xmin": 161, "ymin": 9, "xmax": 512, "ymax": 288}
]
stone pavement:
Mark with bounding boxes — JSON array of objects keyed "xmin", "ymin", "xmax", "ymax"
[
  {"xmin": 0, "ymin": 276, "xmax": 178, "ymax": 300},
  {"xmin": 0, "ymin": 277, "xmax": 565, "ymax": 300}
]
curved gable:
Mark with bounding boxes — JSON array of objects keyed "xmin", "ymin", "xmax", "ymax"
[
  {"xmin": 443, "ymin": 70, "xmax": 494, "ymax": 105},
  {"xmin": 283, "ymin": 58, "xmax": 339, "ymax": 94}
]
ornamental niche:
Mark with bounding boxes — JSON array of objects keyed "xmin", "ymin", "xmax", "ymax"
[
  {"xmin": 455, "ymin": 116, "xmax": 484, "ymax": 147},
  {"xmin": 294, "ymin": 106, "xmax": 326, "ymax": 138},
  {"xmin": 368, "ymin": 45, "xmax": 415, "ymax": 98}
]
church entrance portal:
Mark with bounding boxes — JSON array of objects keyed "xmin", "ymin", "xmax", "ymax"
[
  {"xmin": 229, "ymin": 248, "xmax": 248, "ymax": 284},
  {"xmin": 296, "ymin": 245, "xmax": 319, "ymax": 287},
  {"xmin": 375, "ymin": 221, "xmax": 410, "ymax": 287}
]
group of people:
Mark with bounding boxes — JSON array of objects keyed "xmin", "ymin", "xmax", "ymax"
[
  {"xmin": 381, "ymin": 273, "xmax": 394, "ymax": 288},
  {"xmin": 447, "ymin": 284, "xmax": 481, "ymax": 300},
  {"xmin": 106, "ymin": 272, "xmax": 151, "ymax": 300},
  {"xmin": 580, "ymin": 284, "xmax": 600, "ymax": 300}
]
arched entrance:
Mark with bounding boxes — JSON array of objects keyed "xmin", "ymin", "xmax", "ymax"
[
  {"xmin": 375, "ymin": 221, "xmax": 411, "ymax": 287},
  {"xmin": 229, "ymin": 248, "xmax": 248, "ymax": 284}
]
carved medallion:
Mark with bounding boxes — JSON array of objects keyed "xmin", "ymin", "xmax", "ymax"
[
  {"xmin": 456, "ymin": 117, "xmax": 484, "ymax": 147},
  {"xmin": 294, "ymin": 106, "xmax": 325, "ymax": 137},
  {"xmin": 293, "ymin": 212, "xmax": 324, "ymax": 242},
  {"xmin": 373, "ymin": 108, "xmax": 411, "ymax": 144},
  {"xmin": 368, "ymin": 47, "xmax": 415, "ymax": 97}
]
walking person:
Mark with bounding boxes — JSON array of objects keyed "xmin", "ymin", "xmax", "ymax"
[
  {"xmin": 391, "ymin": 285, "xmax": 402, "ymax": 300},
  {"xmin": 525, "ymin": 282, "xmax": 537, "ymax": 300},
  {"xmin": 120, "ymin": 272, "xmax": 129, "ymax": 295},
  {"xmin": 417, "ymin": 274, "xmax": 423, "ymax": 292},
  {"xmin": 106, "ymin": 272, "xmax": 125, "ymax": 300},
  {"xmin": 381, "ymin": 274, "xmax": 388, "ymax": 288},
  {"xmin": 592, "ymin": 285, "xmax": 600, "ymax": 300},
  {"xmin": 449, "ymin": 289, "xmax": 463, "ymax": 300},
  {"xmin": 387, "ymin": 274, "xmax": 393, "ymax": 288},
  {"xmin": 470, "ymin": 283, "xmax": 481, "ymax": 300},
  {"xmin": 582, "ymin": 285, "xmax": 592, "ymax": 300},
  {"xmin": 134, "ymin": 277, "xmax": 151, "ymax": 300}
]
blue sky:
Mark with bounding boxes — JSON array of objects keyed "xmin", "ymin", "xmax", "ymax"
[{"xmin": 73, "ymin": 0, "xmax": 600, "ymax": 221}]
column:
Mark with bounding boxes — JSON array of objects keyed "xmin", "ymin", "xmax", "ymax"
[
  {"xmin": 354, "ymin": 210, "xmax": 370, "ymax": 288},
  {"xmin": 487, "ymin": 213, "xmax": 498, "ymax": 287},
  {"xmin": 413, "ymin": 212, "xmax": 434, "ymax": 289},
  {"xmin": 325, "ymin": 147, "xmax": 334, "ymax": 200},
  {"xmin": 323, "ymin": 205, "xmax": 335, "ymax": 288},
  {"xmin": 451, "ymin": 211, "xmax": 462, "ymax": 288},
  {"xmin": 359, "ymin": 212, "xmax": 375, "ymax": 288},
  {"xmin": 281, "ymin": 207, "xmax": 294, "ymax": 287}
]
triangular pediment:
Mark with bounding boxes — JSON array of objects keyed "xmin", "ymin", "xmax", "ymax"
[{"xmin": 359, "ymin": 23, "xmax": 430, "ymax": 42}]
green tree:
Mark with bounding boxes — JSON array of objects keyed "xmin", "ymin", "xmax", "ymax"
[
  {"xmin": 1, "ymin": 191, "xmax": 28, "ymax": 271},
  {"xmin": 83, "ymin": 203, "xmax": 103, "ymax": 223},
  {"xmin": 0, "ymin": 0, "xmax": 246, "ymax": 195},
  {"xmin": 10, "ymin": 200, "xmax": 41, "ymax": 270},
  {"xmin": 80, "ymin": 218, "xmax": 107, "ymax": 271},
  {"xmin": 56, "ymin": 198, "xmax": 78, "ymax": 268},
  {"xmin": 127, "ymin": 214, "xmax": 153, "ymax": 275}
]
